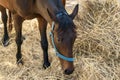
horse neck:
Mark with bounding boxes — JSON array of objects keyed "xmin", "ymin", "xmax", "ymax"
[
  {"xmin": 36, "ymin": 0, "xmax": 66, "ymax": 24},
  {"xmin": 47, "ymin": 0, "xmax": 67, "ymax": 22},
  {"xmin": 47, "ymin": 0, "xmax": 65, "ymax": 14}
]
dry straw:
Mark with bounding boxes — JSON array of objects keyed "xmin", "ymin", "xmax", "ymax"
[{"xmin": 74, "ymin": 0, "xmax": 120, "ymax": 80}]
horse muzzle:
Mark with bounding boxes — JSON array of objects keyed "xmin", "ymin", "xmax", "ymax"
[{"xmin": 64, "ymin": 68, "xmax": 74, "ymax": 75}]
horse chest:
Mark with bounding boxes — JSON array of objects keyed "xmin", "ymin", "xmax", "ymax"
[
  {"xmin": 21, "ymin": 13, "xmax": 37, "ymax": 19},
  {"xmin": 24, "ymin": 14, "xmax": 40, "ymax": 19},
  {"xmin": 16, "ymin": 10, "xmax": 39, "ymax": 19}
]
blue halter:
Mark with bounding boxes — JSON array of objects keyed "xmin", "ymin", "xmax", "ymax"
[{"xmin": 49, "ymin": 22, "xmax": 75, "ymax": 62}]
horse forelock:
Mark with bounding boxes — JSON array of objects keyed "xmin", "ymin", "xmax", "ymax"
[{"xmin": 56, "ymin": 12, "xmax": 76, "ymax": 37}]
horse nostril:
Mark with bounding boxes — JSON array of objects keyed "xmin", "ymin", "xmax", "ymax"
[{"xmin": 64, "ymin": 69, "xmax": 74, "ymax": 75}]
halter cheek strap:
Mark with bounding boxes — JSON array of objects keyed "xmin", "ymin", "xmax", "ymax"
[{"xmin": 49, "ymin": 22, "xmax": 75, "ymax": 62}]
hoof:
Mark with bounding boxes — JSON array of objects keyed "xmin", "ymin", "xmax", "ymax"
[
  {"xmin": 2, "ymin": 38, "xmax": 9, "ymax": 47},
  {"xmin": 17, "ymin": 59, "xmax": 24, "ymax": 66},
  {"xmin": 22, "ymin": 36, "xmax": 25, "ymax": 40},
  {"xmin": 43, "ymin": 62, "xmax": 50, "ymax": 69}
]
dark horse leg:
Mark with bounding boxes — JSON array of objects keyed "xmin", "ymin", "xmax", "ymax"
[
  {"xmin": 8, "ymin": 11, "xmax": 13, "ymax": 32},
  {"xmin": 0, "ymin": 6, "xmax": 9, "ymax": 46},
  {"xmin": 62, "ymin": 0, "xmax": 66, "ymax": 6},
  {"xmin": 37, "ymin": 17, "xmax": 50, "ymax": 69},
  {"xmin": 13, "ymin": 14, "xmax": 24, "ymax": 65}
]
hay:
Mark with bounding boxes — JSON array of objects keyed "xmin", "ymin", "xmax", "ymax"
[{"xmin": 74, "ymin": 0, "xmax": 120, "ymax": 79}]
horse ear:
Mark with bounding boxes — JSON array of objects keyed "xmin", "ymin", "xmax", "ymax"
[
  {"xmin": 47, "ymin": 9, "xmax": 57, "ymax": 21},
  {"xmin": 69, "ymin": 4, "xmax": 79, "ymax": 20}
]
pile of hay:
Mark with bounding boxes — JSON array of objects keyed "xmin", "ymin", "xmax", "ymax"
[{"xmin": 74, "ymin": 0, "xmax": 120, "ymax": 79}]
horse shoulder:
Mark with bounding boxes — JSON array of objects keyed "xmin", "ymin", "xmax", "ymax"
[{"xmin": 15, "ymin": 0, "xmax": 36, "ymax": 17}]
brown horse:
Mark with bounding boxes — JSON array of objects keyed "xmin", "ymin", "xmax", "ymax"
[
  {"xmin": 0, "ymin": 0, "xmax": 78, "ymax": 75},
  {"xmin": 0, "ymin": 5, "xmax": 12, "ymax": 46}
]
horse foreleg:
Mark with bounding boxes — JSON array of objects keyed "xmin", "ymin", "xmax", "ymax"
[
  {"xmin": 13, "ymin": 14, "xmax": 24, "ymax": 65},
  {"xmin": 62, "ymin": 0, "xmax": 66, "ymax": 6},
  {"xmin": 37, "ymin": 17, "xmax": 50, "ymax": 69},
  {"xmin": 8, "ymin": 10, "xmax": 13, "ymax": 32},
  {"xmin": 1, "ymin": 8, "xmax": 9, "ymax": 46}
]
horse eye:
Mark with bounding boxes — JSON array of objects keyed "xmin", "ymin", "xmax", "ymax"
[{"xmin": 58, "ymin": 37, "xmax": 63, "ymax": 42}]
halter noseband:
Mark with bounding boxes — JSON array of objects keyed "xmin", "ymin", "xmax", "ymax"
[{"xmin": 49, "ymin": 21, "xmax": 75, "ymax": 62}]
